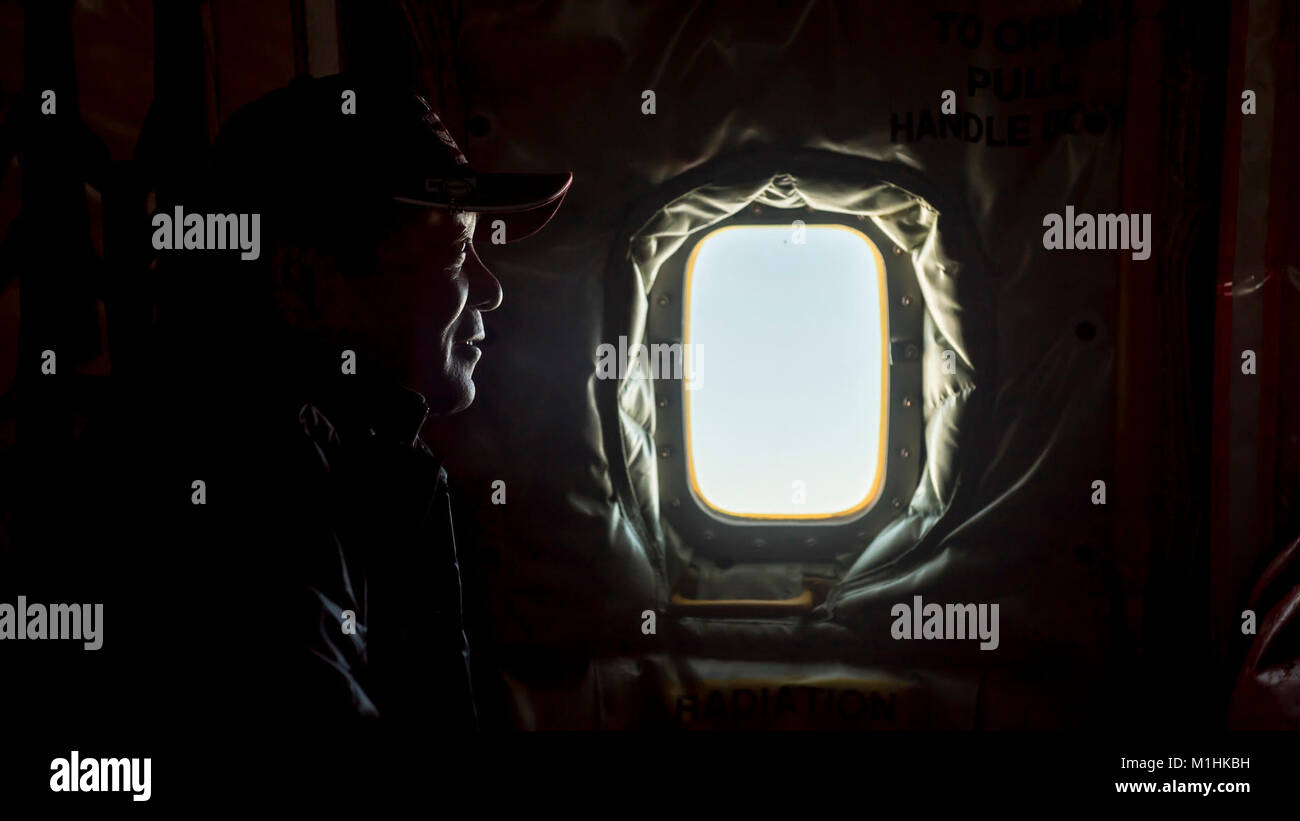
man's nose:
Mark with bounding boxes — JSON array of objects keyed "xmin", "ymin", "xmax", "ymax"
[{"xmin": 466, "ymin": 244, "xmax": 503, "ymax": 312}]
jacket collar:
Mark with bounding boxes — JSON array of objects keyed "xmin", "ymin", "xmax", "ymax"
[{"xmin": 307, "ymin": 378, "xmax": 431, "ymax": 449}]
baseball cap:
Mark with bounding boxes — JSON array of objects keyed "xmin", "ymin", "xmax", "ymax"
[{"xmin": 208, "ymin": 73, "xmax": 572, "ymax": 246}]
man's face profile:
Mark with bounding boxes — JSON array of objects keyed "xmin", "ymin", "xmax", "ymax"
[
  {"xmin": 279, "ymin": 205, "xmax": 503, "ymax": 416},
  {"xmin": 377, "ymin": 207, "xmax": 503, "ymax": 415}
]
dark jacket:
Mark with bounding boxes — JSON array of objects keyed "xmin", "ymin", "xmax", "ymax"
[{"xmin": 252, "ymin": 381, "xmax": 478, "ymax": 727}]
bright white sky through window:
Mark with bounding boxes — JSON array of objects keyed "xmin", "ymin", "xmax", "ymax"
[{"xmin": 684, "ymin": 223, "xmax": 887, "ymax": 519}]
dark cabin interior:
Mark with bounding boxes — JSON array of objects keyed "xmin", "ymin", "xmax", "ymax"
[{"xmin": 0, "ymin": 0, "xmax": 1297, "ymax": 805}]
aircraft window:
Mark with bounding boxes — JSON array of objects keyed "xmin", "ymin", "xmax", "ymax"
[
  {"xmin": 683, "ymin": 224, "xmax": 888, "ymax": 520},
  {"xmin": 624, "ymin": 179, "xmax": 930, "ymax": 563}
]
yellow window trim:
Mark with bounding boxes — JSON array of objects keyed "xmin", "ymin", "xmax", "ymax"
[{"xmin": 681, "ymin": 222, "xmax": 890, "ymax": 522}]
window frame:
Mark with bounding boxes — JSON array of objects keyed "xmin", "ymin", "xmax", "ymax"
[
  {"xmin": 646, "ymin": 203, "xmax": 925, "ymax": 562},
  {"xmin": 681, "ymin": 222, "xmax": 890, "ymax": 521}
]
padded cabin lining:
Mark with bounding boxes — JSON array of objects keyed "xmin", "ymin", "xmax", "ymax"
[{"xmin": 604, "ymin": 149, "xmax": 995, "ymax": 619}]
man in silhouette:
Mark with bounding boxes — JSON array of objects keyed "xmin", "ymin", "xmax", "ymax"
[{"xmin": 183, "ymin": 73, "xmax": 571, "ymax": 727}]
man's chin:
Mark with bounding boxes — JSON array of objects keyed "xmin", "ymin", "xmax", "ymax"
[{"xmin": 425, "ymin": 380, "xmax": 475, "ymax": 417}]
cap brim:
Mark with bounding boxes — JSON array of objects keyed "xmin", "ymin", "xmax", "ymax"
[{"xmin": 394, "ymin": 172, "xmax": 572, "ymax": 243}]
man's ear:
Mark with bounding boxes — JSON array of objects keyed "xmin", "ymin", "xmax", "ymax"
[{"xmin": 270, "ymin": 244, "xmax": 339, "ymax": 330}]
